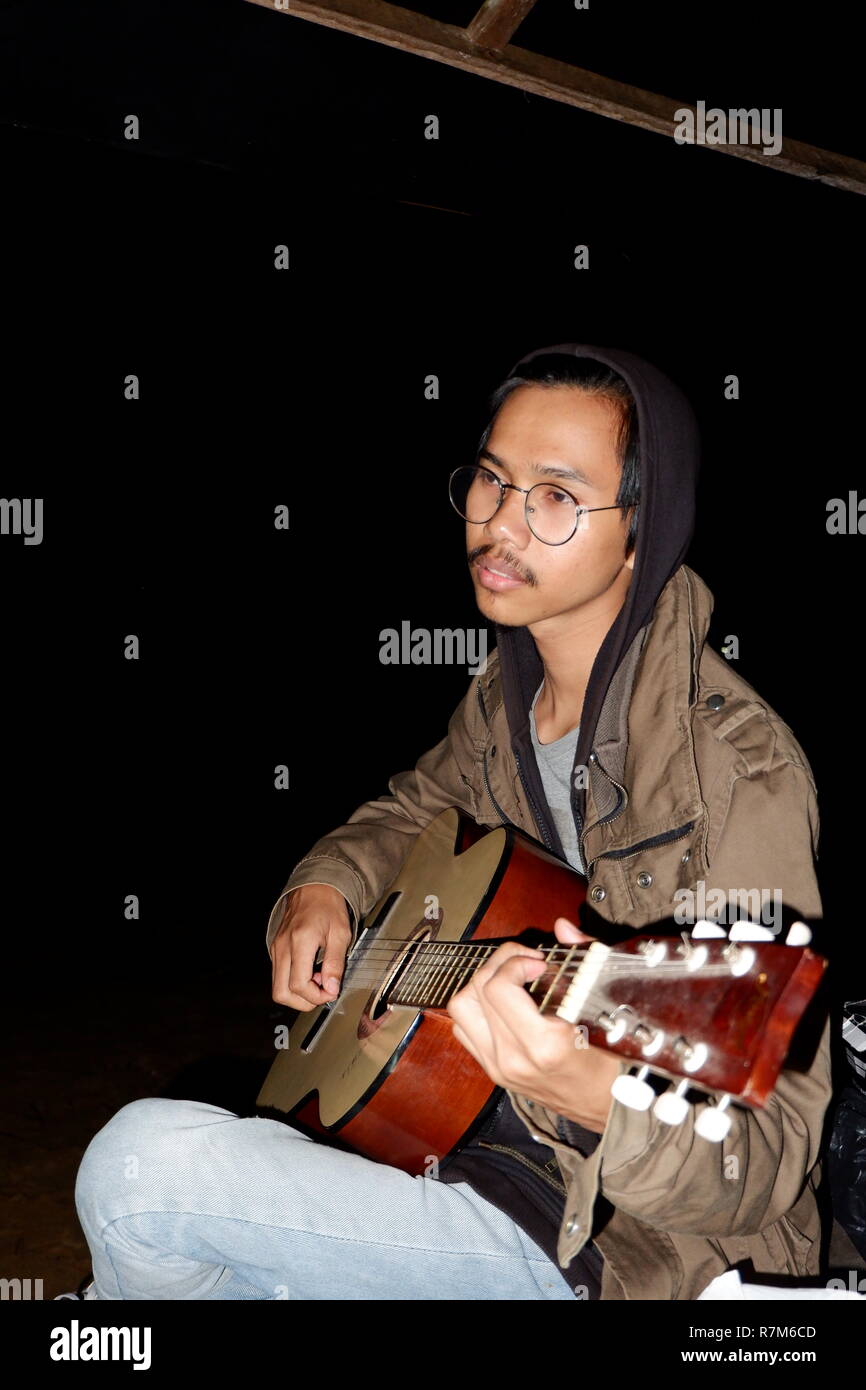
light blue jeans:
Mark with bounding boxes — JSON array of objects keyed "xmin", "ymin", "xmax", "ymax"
[{"xmin": 74, "ymin": 1098, "xmax": 577, "ymax": 1300}]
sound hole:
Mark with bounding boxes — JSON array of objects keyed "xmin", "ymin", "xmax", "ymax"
[{"xmin": 356, "ymin": 915, "xmax": 441, "ymax": 1040}]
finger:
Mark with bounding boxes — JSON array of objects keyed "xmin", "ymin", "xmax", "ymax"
[
  {"xmin": 272, "ymin": 945, "xmax": 326, "ymax": 1011},
  {"xmin": 554, "ymin": 915, "xmax": 594, "ymax": 944},
  {"xmin": 320, "ymin": 924, "xmax": 351, "ymax": 997},
  {"xmin": 482, "ymin": 951, "xmax": 577, "ymax": 1052},
  {"xmin": 283, "ymin": 928, "xmax": 334, "ymax": 1007},
  {"xmin": 490, "ymin": 951, "xmax": 550, "ymax": 988},
  {"xmin": 470, "ymin": 939, "xmax": 544, "ymax": 990},
  {"xmin": 447, "ymin": 986, "xmax": 495, "ymax": 1054},
  {"xmin": 272, "ymin": 974, "xmax": 326, "ymax": 1012}
]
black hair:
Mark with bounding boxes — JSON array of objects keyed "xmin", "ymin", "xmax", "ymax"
[{"xmin": 475, "ymin": 353, "xmax": 640, "ymax": 556}]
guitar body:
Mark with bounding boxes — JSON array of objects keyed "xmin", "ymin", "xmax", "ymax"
[
  {"xmin": 256, "ymin": 808, "xmax": 587, "ymax": 1173},
  {"xmin": 257, "ymin": 808, "xmax": 826, "ymax": 1163}
]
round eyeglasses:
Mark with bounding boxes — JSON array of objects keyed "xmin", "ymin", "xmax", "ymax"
[{"xmin": 448, "ymin": 464, "xmax": 623, "ymax": 546}]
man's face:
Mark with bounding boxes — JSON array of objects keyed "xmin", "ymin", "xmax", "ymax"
[{"xmin": 466, "ymin": 384, "xmax": 635, "ymax": 628}]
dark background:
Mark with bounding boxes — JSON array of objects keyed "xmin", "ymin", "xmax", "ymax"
[{"xmin": 2, "ymin": 0, "xmax": 864, "ymax": 1296}]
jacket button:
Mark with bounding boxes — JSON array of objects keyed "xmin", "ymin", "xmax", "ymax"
[
  {"xmin": 525, "ymin": 1099, "xmax": 535, "ymax": 1108},
  {"xmin": 588, "ymin": 752, "xmax": 598, "ymax": 764},
  {"xmin": 636, "ymin": 871, "xmax": 653, "ymax": 888},
  {"xmin": 706, "ymin": 693, "xmax": 725, "ymax": 711},
  {"xmin": 681, "ymin": 848, "xmax": 692, "ymax": 864},
  {"xmin": 565, "ymin": 1216, "xmax": 580, "ymax": 1235},
  {"xmin": 590, "ymin": 886, "xmax": 606, "ymax": 902}
]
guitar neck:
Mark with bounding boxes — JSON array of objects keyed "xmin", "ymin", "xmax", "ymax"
[
  {"xmin": 387, "ymin": 937, "xmax": 578, "ymax": 1011},
  {"xmin": 366, "ymin": 925, "xmax": 825, "ymax": 1107}
]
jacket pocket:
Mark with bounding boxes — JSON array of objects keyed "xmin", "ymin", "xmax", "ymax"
[{"xmin": 776, "ymin": 1212, "xmax": 818, "ymax": 1275}]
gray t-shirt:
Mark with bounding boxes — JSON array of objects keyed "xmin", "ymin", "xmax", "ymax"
[{"xmin": 529, "ymin": 681, "xmax": 585, "ymax": 874}]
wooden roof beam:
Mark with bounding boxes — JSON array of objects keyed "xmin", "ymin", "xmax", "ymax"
[
  {"xmin": 246, "ymin": 0, "xmax": 866, "ymax": 196},
  {"xmin": 466, "ymin": 0, "xmax": 539, "ymax": 51}
]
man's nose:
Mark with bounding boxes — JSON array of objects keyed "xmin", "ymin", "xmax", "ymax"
[{"xmin": 484, "ymin": 486, "xmax": 531, "ymax": 545}]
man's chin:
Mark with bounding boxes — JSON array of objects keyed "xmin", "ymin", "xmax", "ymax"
[{"xmin": 473, "ymin": 590, "xmax": 530, "ymax": 627}]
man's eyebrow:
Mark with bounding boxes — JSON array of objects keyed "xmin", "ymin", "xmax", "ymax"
[{"xmin": 478, "ymin": 448, "xmax": 596, "ymax": 489}]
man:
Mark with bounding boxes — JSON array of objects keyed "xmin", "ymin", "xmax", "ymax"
[{"xmin": 73, "ymin": 344, "xmax": 831, "ymax": 1300}]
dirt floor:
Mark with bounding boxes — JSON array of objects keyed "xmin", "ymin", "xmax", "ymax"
[
  {"xmin": 2, "ymin": 961, "xmax": 274, "ymax": 1299},
  {"xmin": 3, "ymin": 961, "xmax": 864, "ymax": 1299}
]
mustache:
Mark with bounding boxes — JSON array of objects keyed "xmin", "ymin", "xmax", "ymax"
[{"xmin": 468, "ymin": 544, "xmax": 537, "ymax": 587}]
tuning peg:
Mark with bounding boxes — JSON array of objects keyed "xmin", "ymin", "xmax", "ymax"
[
  {"xmin": 654, "ymin": 1079, "xmax": 690, "ymax": 1126},
  {"xmin": 691, "ymin": 919, "xmax": 727, "ymax": 939},
  {"xmin": 674, "ymin": 1037, "xmax": 709, "ymax": 1073},
  {"xmin": 721, "ymin": 942, "xmax": 756, "ymax": 976},
  {"xmin": 637, "ymin": 939, "xmax": 667, "ymax": 967},
  {"xmin": 675, "ymin": 934, "xmax": 708, "ymax": 971},
  {"xmin": 597, "ymin": 1008, "xmax": 631, "ymax": 1044},
  {"xmin": 785, "ymin": 921, "xmax": 812, "ymax": 947},
  {"xmin": 611, "ymin": 1064, "xmax": 655, "ymax": 1111},
  {"xmin": 728, "ymin": 921, "xmax": 775, "ymax": 942},
  {"xmin": 695, "ymin": 1094, "xmax": 732, "ymax": 1142},
  {"xmin": 633, "ymin": 1022, "xmax": 665, "ymax": 1058}
]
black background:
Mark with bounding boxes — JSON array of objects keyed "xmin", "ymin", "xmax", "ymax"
[{"xmin": 1, "ymin": 0, "xmax": 865, "ymax": 1306}]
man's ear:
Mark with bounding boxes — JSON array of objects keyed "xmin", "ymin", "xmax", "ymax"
[{"xmin": 623, "ymin": 508, "xmax": 636, "ymax": 570}]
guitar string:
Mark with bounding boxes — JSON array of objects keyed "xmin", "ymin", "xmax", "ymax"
[
  {"xmin": 351, "ymin": 937, "xmax": 746, "ymax": 963},
  {"xmin": 297, "ymin": 938, "xmax": 770, "ymax": 1006},
  {"xmin": 322, "ymin": 954, "xmax": 748, "ymax": 1007},
  {"xmin": 341, "ymin": 944, "xmax": 746, "ymax": 977}
]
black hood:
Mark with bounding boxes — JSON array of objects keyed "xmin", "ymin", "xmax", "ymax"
[{"xmin": 492, "ymin": 342, "xmax": 701, "ymax": 860}]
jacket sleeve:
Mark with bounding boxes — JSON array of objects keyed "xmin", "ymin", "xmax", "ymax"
[
  {"xmin": 264, "ymin": 666, "xmax": 489, "ymax": 956},
  {"xmin": 518, "ymin": 758, "xmax": 833, "ymax": 1239}
]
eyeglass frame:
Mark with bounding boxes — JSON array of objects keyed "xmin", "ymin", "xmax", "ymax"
[{"xmin": 448, "ymin": 463, "xmax": 625, "ymax": 546}]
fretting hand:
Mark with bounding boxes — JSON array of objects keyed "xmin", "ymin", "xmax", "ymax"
[{"xmin": 446, "ymin": 916, "xmax": 622, "ymax": 1133}]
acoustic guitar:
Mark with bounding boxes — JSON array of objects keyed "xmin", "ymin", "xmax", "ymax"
[{"xmin": 256, "ymin": 808, "xmax": 826, "ymax": 1168}]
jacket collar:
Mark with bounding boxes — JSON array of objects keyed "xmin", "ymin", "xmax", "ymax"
[{"xmin": 496, "ymin": 564, "xmax": 713, "ymax": 877}]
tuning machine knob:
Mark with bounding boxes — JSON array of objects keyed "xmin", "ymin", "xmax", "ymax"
[
  {"xmin": 728, "ymin": 921, "xmax": 775, "ymax": 942},
  {"xmin": 695, "ymin": 1093, "xmax": 733, "ymax": 1142},
  {"xmin": 673, "ymin": 1037, "xmax": 709, "ymax": 1073},
  {"xmin": 653, "ymin": 1079, "xmax": 690, "ymax": 1126},
  {"xmin": 611, "ymin": 1064, "xmax": 655, "ymax": 1111},
  {"xmin": 786, "ymin": 921, "xmax": 812, "ymax": 946},
  {"xmin": 691, "ymin": 919, "xmax": 727, "ymax": 939},
  {"xmin": 676, "ymin": 933, "xmax": 708, "ymax": 971},
  {"xmin": 721, "ymin": 942, "xmax": 756, "ymax": 976},
  {"xmin": 633, "ymin": 1023, "xmax": 665, "ymax": 1057},
  {"xmin": 637, "ymin": 939, "xmax": 667, "ymax": 967},
  {"xmin": 597, "ymin": 1006, "xmax": 633, "ymax": 1044}
]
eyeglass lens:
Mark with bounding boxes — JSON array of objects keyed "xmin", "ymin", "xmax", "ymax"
[{"xmin": 449, "ymin": 465, "xmax": 580, "ymax": 545}]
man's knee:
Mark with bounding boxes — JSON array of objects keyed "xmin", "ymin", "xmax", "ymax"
[{"xmin": 74, "ymin": 1097, "xmax": 199, "ymax": 1228}]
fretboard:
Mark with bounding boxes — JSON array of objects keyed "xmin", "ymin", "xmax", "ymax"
[{"xmin": 385, "ymin": 937, "xmax": 582, "ymax": 1012}]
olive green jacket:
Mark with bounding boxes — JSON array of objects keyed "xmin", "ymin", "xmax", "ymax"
[{"xmin": 266, "ymin": 563, "xmax": 831, "ymax": 1300}]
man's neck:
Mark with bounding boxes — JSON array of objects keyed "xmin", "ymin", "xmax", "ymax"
[{"xmin": 529, "ymin": 586, "xmax": 629, "ymax": 743}]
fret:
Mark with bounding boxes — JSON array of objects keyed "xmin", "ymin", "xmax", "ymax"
[
  {"xmin": 392, "ymin": 940, "xmax": 498, "ymax": 1007},
  {"xmin": 535, "ymin": 943, "xmax": 578, "ymax": 1014},
  {"xmin": 437, "ymin": 942, "xmax": 495, "ymax": 1005},
  {"xmin": 440, "ymin": 945, "xmax": 480, "ymax": 1005},
  {"xmin": 391, "ymin": 947, "xmax": 424, "ymax": 1007},
  {"xmin": 450, "ymin": 945, "xmax": 486, "ymax": 1001},
  {"xmin": 431, "ymin": 948, "xmax": 458, "ymax": 1007},
  {"xmin": 391, "ymin": 940, "xmax": 450, "ymax": 1008},
  {"xmin": 424, "ymin": 941, "xmax": 454, "ymax": 1007}
]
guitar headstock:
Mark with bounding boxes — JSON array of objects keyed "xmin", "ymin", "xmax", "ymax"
[{"xmin": 545, "ymin": 919, "xmax": 826, "ymax": 1141}]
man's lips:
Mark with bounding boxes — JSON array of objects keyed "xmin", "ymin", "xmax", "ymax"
[{"xmin": 474, "ymin": 555, "xmax": 527, "ymax": 589}]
